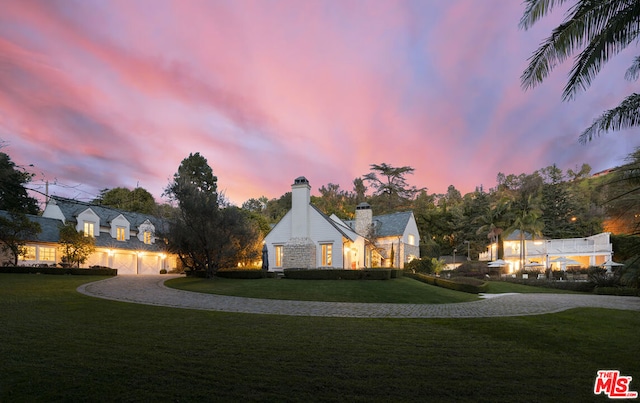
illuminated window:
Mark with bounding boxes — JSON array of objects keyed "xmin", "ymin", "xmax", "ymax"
[
  {"xmin": 408, "ymin": 234, "xmax": 416, "ymax": 246},
  {"xmin": 116, "ymin": 227, "xmax": 126, "ymax": 241},
  {"xmin": 40, "ymin": 247, "xmax": 55, "ymax": 261},
  {"xmin": 20, "ymin": 246, "xmax": 36, "ymax": 260},
  {"xmin": 143, "ymin": 231, "xmax": 152, "ymax": 245},
  {"xmin": 321, "ymin": 243, "xmax": 333, "ymax": 266},
  {"xmin": 83, "ymin": 222, "xmax": 95, "ymax": 237},
  {"xmin": 275, "ymin": 245, "xmax": 284, "ymax": 267}
]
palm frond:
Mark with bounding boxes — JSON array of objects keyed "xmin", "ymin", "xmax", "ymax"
[
  {"xmin": 579, "ymin": 93, "xmax": 640, "ymax": 143},
  {"xmin": 520, "ymin": 0, "xmax": 569, "ymax": 30},
  {"xmin": 521, "ymin": 1, "xmax": 603, "ymax": 90},
  {"xmin": 624, "ymin": 55, "xmax": 640, "ymax": 80},
  {"xmin": 563, "ymin": 1, "xmax": 640, "ymax": 100}
]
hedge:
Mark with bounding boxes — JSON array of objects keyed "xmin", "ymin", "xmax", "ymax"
[
  {"xmin": 407, "ymin": 273, "xmax": 488, "ymax": 294},
  {"xmin": 594, "ymin": 287, "xmax": 640, "ymax": 296},
  {"xmin": 283, "ymin": 268, "xmax": 392, "ymax": 280},
  {"xmin": 216, "ymin": 270, "xmax": 269, "ymax": 279},
  {"xmin": 0, "ymin": 266, "xmax": 117, "ymax": 276}
]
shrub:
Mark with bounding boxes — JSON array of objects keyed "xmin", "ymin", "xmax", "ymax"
[
  {"xmin": 283, "ymin": 269, "xmax": 391, "ymax": 280},
  {"xmin": 0, "ymin": 266, "xmax": 117, "ymax": 276},
  {"xmin": 453, "ymin": 261, "xmax": 490, "ymax": 279},
  {"xmin": 406, "ymin": 273, "xmax": 487, "ymax": 294},
  {"xmin": 216, "ymin": 270, "xmax": 266, "ymax": 279},
  {"xmin": 588, "ymin": 266, "xmax": 622, "ymax": 288},
  {"xmin": 160, "ymin": 269, "xmax": 168, "ymax": 274},
  {"xmin": 594, "ymin": 287, "xmax": 639, "ymax": 296}
]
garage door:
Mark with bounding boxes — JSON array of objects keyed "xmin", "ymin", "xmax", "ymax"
[
  {"xmin": 113, "ymin": 253, "xmax": 136, "ymax": 275},
  {"xmin": 139, "ymin": 255, "xmax": 160, "ymax": 275}
]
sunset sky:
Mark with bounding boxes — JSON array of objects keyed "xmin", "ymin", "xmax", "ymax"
[{"xmin": 2, "ymin": 0, "xmax": 640, "ymax": 207}]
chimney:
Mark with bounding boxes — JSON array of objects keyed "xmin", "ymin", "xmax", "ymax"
[
  {"xmin": 291, "ymin": 176, "xmax": 311, "ymax": 238},
  {"xmin": 355, "ymin": 202, "xmax": 373, "ymax": 236}
]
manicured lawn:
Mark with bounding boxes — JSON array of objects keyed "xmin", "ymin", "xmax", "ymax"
[
  {"xmin": 1, "ymin": 274, "xmax": 638, "ymax": 402},
  {"xmin": 166, "ymin": 276, "xmax": 480, "ymax": 303}
]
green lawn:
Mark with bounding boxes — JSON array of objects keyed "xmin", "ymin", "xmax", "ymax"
[
  {"xmin": 166, "ymin": 276, "xmax": 480, "ymax": 303},
  {"xmin": 1, "ymin": 274, "xmax": 638, "ymax": 402}
]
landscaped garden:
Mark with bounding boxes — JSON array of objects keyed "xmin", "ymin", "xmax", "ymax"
[{"xmin": 1, "ymin": 273, "xmax": 638, "ymax": 402}]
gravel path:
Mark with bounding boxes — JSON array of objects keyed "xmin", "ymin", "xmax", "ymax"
[{"xmin": 77, "ymin": 275, "xmax": 640, "ymax": 318}]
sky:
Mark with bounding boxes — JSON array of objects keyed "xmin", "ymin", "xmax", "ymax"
[{"xmin": 2, "ymin": 0, "xmax": 640, "ymax": 207}]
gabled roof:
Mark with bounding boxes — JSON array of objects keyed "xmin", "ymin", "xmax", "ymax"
[
  {"xmin": 49, "ymin": 196, "xmax": 163, "ymax": 229},
  {"xmin": 309, "ymin": 205, "xmax": 358, "ymax": 241},
  {"xmin": 344, "ymin": 211, "xmax": 414, "ymax": 238}
]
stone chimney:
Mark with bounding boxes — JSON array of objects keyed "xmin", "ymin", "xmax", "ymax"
[
  {"xmin": 284, "ymin": 176, "xmax": 316, "ymax": 269},
  {"xmin": 355, "ymin": 202, "xmax": 373, "ymax": 236}
]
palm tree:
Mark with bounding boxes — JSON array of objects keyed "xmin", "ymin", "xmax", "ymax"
[
  {"xmin": 520, "ymin": 0, "xmax": 640, "ymax": 143},
  {"xmin": 504, "ymin": 194, "xmax": 544, "ymax": 271},
  {"xmin": 475, "ymin": 198, "xmax": 510, "ymax": 260}
]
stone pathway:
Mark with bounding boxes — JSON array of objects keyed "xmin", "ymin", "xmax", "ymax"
[{"xmin": 77, "ymin": 275, "xmax": 640, "ymax": 318}]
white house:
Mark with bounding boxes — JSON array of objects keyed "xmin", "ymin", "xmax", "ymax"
[
  {"xmin": 263, "ymin": 177, "xmax": 420, "ymax": 270},
  {"xmin": 479, "ymin": 230, "xmax": 613, "ymax": 273},
  {"xmin": 8, "ymin": 196, "xmax": 178, "ymax": 274}
]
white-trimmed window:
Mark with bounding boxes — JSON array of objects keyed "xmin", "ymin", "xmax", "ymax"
[
  {"xmin": 40, "ymin": 247, "xmax": 55, "ymax": 261},
  {"xmin": 275, "ymin": 245, "xmax": 284, "ymax": 267},
  {"xmin": 83, "ymin": 222, "xmax": 95, "ymax": 237},
  {"xmin": 20, "ymin": 246, "xmax": 36, "ymax": 260},
  {"xmin": 321, "ymin": 243, "xmax": 333, "ymax": 266},
  {"xmin": 408, "ymin": 234, "xmax": 416, "ymax": 246},
  {"xmin": 143, "ymin": 231, "xmax": 152, "ymax": 245},
  {"xmin": 116, "ymin": 226, "xmax": 126, "ymax": 241}
]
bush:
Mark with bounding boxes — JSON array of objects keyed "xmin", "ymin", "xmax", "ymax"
[
  {"xmin": 406, "ymin": 273, "xmax": 487, "ymax": 294},
  {"xmin": 160, "ymin": 269, "xmax": 168, "ymax": 274},
  {"xmin": 216, "ymin": 270, "xmax": 266, "ymax": 279},
  {"xmin": 453, "ymin": 261, "xmax": 491, "ymax": 279},
  {"xmin": 0, "ymin": 266, "xmax": 117, "ymax": 276},
  {"xmin": 594, "ymin": 287, "xmax": 640, "ymax": 296},
  {"xmin": 283, "ymin": 269, "xmax": 392, "ymax": 280}
]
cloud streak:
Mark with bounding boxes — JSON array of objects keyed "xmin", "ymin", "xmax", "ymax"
[{"xmin": 1, "ymin": 0, "xmax": 639, "ymax": 205}]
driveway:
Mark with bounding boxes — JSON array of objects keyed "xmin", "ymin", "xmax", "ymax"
[{"xmin": 77, "ymin": 275, "xmax": 640, "ymax": 318}]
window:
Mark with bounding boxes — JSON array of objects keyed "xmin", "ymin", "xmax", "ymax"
[
  {"xmin": 83, "ymin": 222, "xmax": 95, "ymax": 237},
  {"xmin": 143, "ymin": 231, "xmax": 152, "ymax": 245},
  {"xmin": 321, "ymin": 243, "xmax": 333, "ymax": 266},
  {"xmin": 275, "ymin": 245, "xmax": 284, "ymax": 267},
  {"xmin": 408, "ymin": 234, "xmax": 416, "ymax": 246},
  {"xmin": 20, "ymin": 246, "xmax": 36, "ymax": 260},
  {"xmin": 40, "ymin": 247, "xmax": 55, "ymax": 261},
  {"xmin": 116, "ymin": 226, "xmax": 126, "ymax": 241}
]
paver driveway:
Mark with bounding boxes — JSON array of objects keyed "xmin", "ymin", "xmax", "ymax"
[{"xmin": 77, "ymin": 275, "xmax": 640, "ymax": 318}]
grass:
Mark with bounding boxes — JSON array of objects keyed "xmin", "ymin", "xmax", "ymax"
[
  {"xmin": 166, "ymin": 276, "xmax": 480, "ymax": 303},
  {"xmin": 1, "ymin": 274, "xmax": 639, "ymax": 402}
]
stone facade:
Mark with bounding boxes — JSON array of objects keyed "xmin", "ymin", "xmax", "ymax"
[{"xmin": 283, "ymin": 237, "xmax": 316, "ymax": 269}]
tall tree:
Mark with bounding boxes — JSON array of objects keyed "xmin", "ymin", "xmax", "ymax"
[
  {"xmin": 0, "ymin": 211, "xmax": 41, "ymax": 265},
  {"xmin": 0, "ymin": 152, "xmax": 39, "ymax": 214},
  {"xmin": 520, "ymin": 0, "xmax": 640, "ymax": 142},
  {"xmin": 363, "ymin": 163, "xmax": 421, "ymax": 213},
  {"xmin": 164, "ymin": 153, "xmax": 259, "ymax": 277}
]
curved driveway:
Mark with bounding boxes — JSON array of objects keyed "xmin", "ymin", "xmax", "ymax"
[{"xmin": 77, "ymin": 275, "xmax": 640, "ymax": 318}]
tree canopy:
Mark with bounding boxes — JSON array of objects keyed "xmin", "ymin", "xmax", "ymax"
[
  {"xmin": 520, "ymin": 0, "xmax": 640, "ymax": 142},
  {"xmin": 164, "ymin": 153, "xmax": 260, "ymax": 277},
  {"xmin": 0, "ymin": 152, "xmax": 39, "ymax": 214},
  {"xmin": 94, "ymin": 187, "xmax": 156, "ymax": 214}
]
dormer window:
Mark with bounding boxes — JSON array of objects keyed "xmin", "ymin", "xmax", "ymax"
[
  {"xmin": 83, "ymin": 222, "xmax": 95, "ymax": 237},
  {"xmin": 116, "ymin": 226, "xmax": 126, "ymax": 241},
  {"xmin": 143, "ymin": 231, "xmax": 152, "ymax": 245}
]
